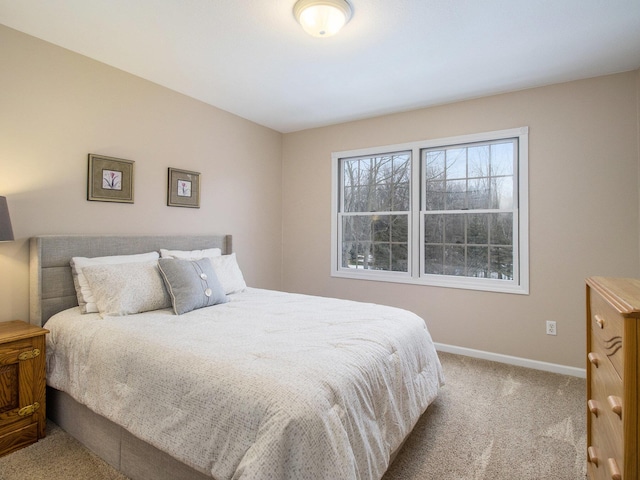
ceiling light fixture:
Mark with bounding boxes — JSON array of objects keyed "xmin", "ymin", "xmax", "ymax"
[{"xmin": 293, "ymin": 0, "xmax": 353, "ymax": 38}]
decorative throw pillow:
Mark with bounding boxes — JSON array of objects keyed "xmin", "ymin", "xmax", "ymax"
[
  {"xmin": 159, "ymin": 248, "xmax": 222, "ymax": 260},
  {"xmin": 81, "ymin": 261, "xmax": 171, "ymax": 316},
  {"xmin": 209, "ymin": 253, "xmax": 247, "ymax": 294},
  {"xmin": 158, "ymin": 258, "xmax": 229, "ymax": 315},
  {"xmin": 71, "ymin": 251, "xmax": 160, "ymax": 313}
]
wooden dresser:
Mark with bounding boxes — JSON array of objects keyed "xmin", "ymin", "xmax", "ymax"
[
  {"xmin": 0, "ymin": 320, "xmax": 48, "ymax": 456},
  {"xmin": 586, "ymin": 277, "xmax": 639, "ymax": 480}
]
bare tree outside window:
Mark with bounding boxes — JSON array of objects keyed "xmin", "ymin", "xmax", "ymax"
[
  {"xmin": 422, "ymin": 140, "xmax": 516, "ymax": 280},
  {"xmin": 340, "ymin": 153, "xmax": 410, "ymax": 272}
]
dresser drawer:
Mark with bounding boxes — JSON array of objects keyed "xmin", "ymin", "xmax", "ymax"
[
  {"xmin": 588, "ymin": 341, "xmax": 624, "ymax": 450},
  {"xmin": 588, "ymin": 369, "xmax": 624, "ymax": 480},
  {"xmin": 588, "ymin": 411, "xmax": 623, "ymax": 480},
  {"xmin": 590, "ymin": 291, "xmax": 624, "ymax": 378},
  {"xmin": 587, "ymin": 331, "xmax": 624, "ymax": 398}
]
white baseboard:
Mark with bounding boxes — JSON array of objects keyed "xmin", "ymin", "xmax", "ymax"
[{"xmin": 434, "ymin": 342, "xmax": 586, "ymax": 378}]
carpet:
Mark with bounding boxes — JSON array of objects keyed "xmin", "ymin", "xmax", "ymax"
[{"xmin": 383, "ymin": 352, "xmax": 587, "ymax": 480}]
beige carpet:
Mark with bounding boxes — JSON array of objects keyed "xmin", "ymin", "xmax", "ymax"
[
  {"xmin": 0, "ymin": 422, "xmax": 128, "ymax": 480},
  {"xmin": 383, "ymin": 353, "xmax": 586, "ymax": 480},
  {"xmin": 0, "ymin": 352, "xmax": 587, "ymax": 480}
]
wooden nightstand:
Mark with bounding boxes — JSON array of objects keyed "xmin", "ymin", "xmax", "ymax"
[{"xmin": 0, "ymin": 320, "xmax": 48, "ymax": 456}]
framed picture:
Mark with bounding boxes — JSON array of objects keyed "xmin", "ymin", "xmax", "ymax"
[
  {"xmin": 168, "ymin": 167, "xmax": 200, "ymax": 208},
  {"xmin": 87, "ymin": 154, "xmax": 134, "ymax": 203}
]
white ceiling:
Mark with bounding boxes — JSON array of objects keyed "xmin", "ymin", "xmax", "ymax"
[{"xmin": 1, "ymin": 0, "xmax": 640, "ymax": 133}]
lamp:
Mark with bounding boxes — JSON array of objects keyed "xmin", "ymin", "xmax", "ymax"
[
  {"xmin": 0, "ymin": 196, "xmax": 14, "ymax": 242},
  {"xmin": 293, "ymin": 0, "xmax": 352, "ymax": 38}
]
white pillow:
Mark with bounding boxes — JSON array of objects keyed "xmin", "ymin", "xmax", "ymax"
[
  {"xmin": 81, "ymin": 261, "xmax": 171, "ymax": 316},
  {"xmin": 71, "ymin": 251, "xmax": 159, "ymax": 313},
  {"xmin": 209, "ymin": 253, "xmax": 246, "ymax": 294},
  {"xmin": 160, "ymin": 248, "xmax": 222, "ymax": 260}
]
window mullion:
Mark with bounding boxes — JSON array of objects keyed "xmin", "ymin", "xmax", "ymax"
[{"xmin": 412, "ymin": 146, "xmax": 421, "ymax": 279}]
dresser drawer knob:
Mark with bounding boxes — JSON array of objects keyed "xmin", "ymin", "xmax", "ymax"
[
  {"xmin": 587, "ymin": 446, "xmax": 599, "ymax": 466},
  {"xmin": 606, "ymin": 458, "xmax": 621, "ymax": 480},
  {"xmin": 587, "ymin": 399, "xmax": 599, "ymax": 417},
  {"xmin": 607, "ymin": 395, "xmax": 622, "ymax": 418},
  {"xmin": 587, "ymin": 352, "xmax": 601, "ymax": 367},
  {"xmin": 595, "ymin": 314, "xmax": 605, "ymax": 328}
]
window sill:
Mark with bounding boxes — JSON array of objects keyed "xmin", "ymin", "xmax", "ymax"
[{"xmin": 331, "ymin": 269, "xmax": 529, "ymax": 295}]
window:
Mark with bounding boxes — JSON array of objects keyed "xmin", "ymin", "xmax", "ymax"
[
  {"xmin": 331, "ymin": 127, "xmax": 529, "ymax": 294},
  {"xmin": 341, "ymin": 152, "xmax": 410, "ymax": 272}
]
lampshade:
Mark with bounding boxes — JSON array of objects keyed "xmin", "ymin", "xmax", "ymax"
[
  {"xmin": 293, "ymin": 0, "xmax": 352, "ymax": 38},
  {"xmin": 0, "ymin": 196, "xmax": 14, "ymax": 242}
]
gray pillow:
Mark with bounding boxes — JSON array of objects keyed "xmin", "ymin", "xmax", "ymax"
[{"xmin": 158, "ymin": 258, "xmax": 229, "ymax": 315}]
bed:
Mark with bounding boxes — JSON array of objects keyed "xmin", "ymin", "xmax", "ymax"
[{"xmin": 29, "ymin": 234, "xmax": 444, "ymax": 480}]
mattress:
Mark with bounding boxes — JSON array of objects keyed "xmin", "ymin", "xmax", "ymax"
[{"xmin": 46, "ymin": 287, "xmax": 444, "ymax": 480}]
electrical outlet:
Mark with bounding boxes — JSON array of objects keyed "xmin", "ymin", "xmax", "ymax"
[{"xmin": 546, "ymin": 320, "xmax": 557, "ymax": 336}]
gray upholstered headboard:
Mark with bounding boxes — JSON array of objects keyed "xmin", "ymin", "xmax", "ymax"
[{"xmin": 29, "ymin": 234, "xmax": 232, "ymax": 326}]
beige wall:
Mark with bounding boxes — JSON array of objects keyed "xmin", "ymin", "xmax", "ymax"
[
  {"xmin": 282, "ymin": 71, "xmax": 640, "ymax": 369},
  {"xmin": 2, "ymin": 24, "xmax": 639, "ymax": 370},
  {"xmin": 0, "ymin": 25, "xmax": 283, "ymax": 323}
]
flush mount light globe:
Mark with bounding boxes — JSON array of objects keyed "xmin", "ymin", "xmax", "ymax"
[{"xmin": 293, "ymin": 0, "xmax": 353, "ymax": 38}]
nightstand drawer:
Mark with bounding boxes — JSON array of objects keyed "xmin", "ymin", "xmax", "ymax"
[{"xmin": 0, "ymin": 422, "xmax": 37, "ymax": 456}]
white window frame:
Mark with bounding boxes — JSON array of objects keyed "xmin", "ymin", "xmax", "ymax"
[{"xmin": 331, "ymin": 127, "xmax": 529, "ymax": 295}]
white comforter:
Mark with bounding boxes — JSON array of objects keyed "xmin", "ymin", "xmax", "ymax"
[{"xmin": 46, "ymin": 288, "xmax": 444, "ymax": 480}]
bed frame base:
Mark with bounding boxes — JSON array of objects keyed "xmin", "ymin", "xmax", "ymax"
[{"xmin": 48, "ymin": 388, "xmax": 214, "ymax": 480}]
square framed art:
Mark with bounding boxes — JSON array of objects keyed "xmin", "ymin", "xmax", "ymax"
[
  {"xmin": 87, "ymin": 154, "xmax": 134, "ymax": 203},
  {"xmin": 168, "ymin": 167, "xmax": 200, "ymax": 208}
]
